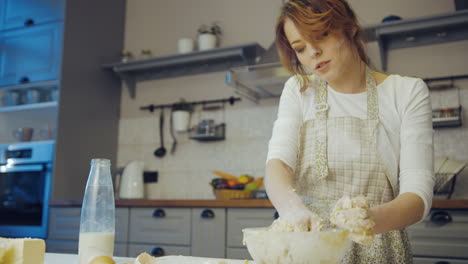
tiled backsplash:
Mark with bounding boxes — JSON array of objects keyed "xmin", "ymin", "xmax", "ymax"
[{"xmin": 118, "ymin": 100, "xmax": 277, "ymax": 199}]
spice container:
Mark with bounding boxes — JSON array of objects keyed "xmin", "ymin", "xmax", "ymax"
[
  {"xmin": 121, "ymin": 50, "xmax": 133, "ymax": 63},
  {"xmin": 140, "ymin": 49, "xmax": 152, "ymax": 59}
]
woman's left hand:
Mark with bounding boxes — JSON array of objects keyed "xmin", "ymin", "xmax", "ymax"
[{"xmin": 331, "ymin": 196, "xmax": 375, "ymax": 245}]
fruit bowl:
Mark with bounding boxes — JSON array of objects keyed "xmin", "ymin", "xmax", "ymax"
[
  {"xmin": 242, "ymin": 227, "xmax": 351, "ymax": 264},
  {"xmin": 213, "ymin": 189, "xmax": 253, "ymax": 200}
]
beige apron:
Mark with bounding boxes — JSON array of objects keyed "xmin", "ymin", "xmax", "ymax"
[{"xmin": 294, "ymin": 69, "xmax": 413, "ymax": 263}]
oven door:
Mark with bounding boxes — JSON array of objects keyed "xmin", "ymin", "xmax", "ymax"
[{"xmin": 0, "ymin": 163, "xmax": 52, "ymax": 238}]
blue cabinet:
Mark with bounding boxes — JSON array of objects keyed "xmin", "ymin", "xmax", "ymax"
[
  {"xmin": 0, "ymin": 0, "xmax": 64, "ymax": 31},
  {"xmin": 0, "ymin": 22, "xmax": 63, "ymax": 87}
]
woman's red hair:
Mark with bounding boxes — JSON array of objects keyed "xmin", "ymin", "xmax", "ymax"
[{"xmin": 275, "ymin": 0, "xmax": 369, "ymax": 91}]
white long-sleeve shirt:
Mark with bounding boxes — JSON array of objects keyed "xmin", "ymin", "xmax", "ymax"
[{"xmin": 267, "ymin": 74, "xmax": 435, "ymax": 221}]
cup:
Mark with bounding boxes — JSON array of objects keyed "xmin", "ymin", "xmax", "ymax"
[
  {"xmin": 39, "ymin": 127, "xmax": 54, "ymax": 140},
  {"xmin": 26, "ymin": 89, "xmax": 41, "ymax": 104},
  {"xmin": 178, "ymin": 38, "xmax": 194, "ymax": 54},
  {"xmin": 6, "ymin": 91, "xmax": 21, "ymax": 106},
  {"xmin": 13, "ymin": 128, "xmax": 34, "ymax": 142}
]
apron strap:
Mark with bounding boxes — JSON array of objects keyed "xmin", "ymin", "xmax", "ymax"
[{"xmin": 313, "ymin": 67, "xmax": 379, "ymax": 180}]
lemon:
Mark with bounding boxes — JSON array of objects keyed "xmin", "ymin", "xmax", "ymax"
[{"xmin": 89, "ymin": 256, "xmax": 116, "ymax": 264}]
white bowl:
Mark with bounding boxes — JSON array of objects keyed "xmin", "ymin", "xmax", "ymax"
[{"xmin": 242, "ymin": 227, "xmax": 351, "ymax": 264}]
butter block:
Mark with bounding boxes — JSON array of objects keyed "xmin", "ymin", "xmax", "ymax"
[{"xmin": 0, "ymin": 237, "xmax": 45, "ymax": 264}]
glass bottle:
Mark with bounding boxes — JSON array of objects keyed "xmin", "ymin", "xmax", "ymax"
[{"xmin": 78, "ymin": 159, "xmax": 115, "ymax": 264}]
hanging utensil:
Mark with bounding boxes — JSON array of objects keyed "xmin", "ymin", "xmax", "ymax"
[
  {"xmin": 169, "ymin": 107, "xmax": 177, "ymax": 154},
  {"xmin": 154, "ymin": 108, "xmax": 166, "ymax": 158}
]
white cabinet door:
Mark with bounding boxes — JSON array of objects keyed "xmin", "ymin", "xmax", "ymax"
[
  {"xmin": 129, "ymin": 208, "xmax": 191, "ymax": 245},
  {"xmin": 408, "ymin": 210, "xmax": 468, "ymax": 259},
  {"xmin": 227, "ymin": 208, "xmax": 277, "ymax": 248},
  {"xmin": 414, "ymin": 257, "xmax": 468, "ymax": 264},
  {"xmin": 48, "ymin": 207, "xmax": 129, "ymax": 242},
  {"xmin": 128, "ymin": 243, "xmax": 191, "ymax": 258},
  {"xmin": 191, "ymin": 208, "xmax": 225, "ymax": 258}
]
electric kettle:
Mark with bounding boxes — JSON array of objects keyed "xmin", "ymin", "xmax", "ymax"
[{"xmin": 119, "ymin": 160, "xmax": 145, "ymax": 199}]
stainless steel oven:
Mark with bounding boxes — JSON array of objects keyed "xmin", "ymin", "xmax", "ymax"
[{"xmin": 0, "ymin": 140, "xmax": 54, "ymax": 238}]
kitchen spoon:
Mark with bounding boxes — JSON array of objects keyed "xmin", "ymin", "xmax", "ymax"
[{"xmin": 154, "ymin": 108, "xmax": 166, "ymax": 158}]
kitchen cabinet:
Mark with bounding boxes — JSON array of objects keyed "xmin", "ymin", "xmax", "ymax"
[
  {"xmin": 46, "ymin": 207, "xmax": 129, "ymax": 256},
  {"xmin": 46, "ymin": 240, "xmax": 128, "ymax": 257},
  {"xmin": 128, "ymin": 207, "xmax": 226, "ymax": 258},
  {"xmin": 226, "ymin": 208, "xmax": 277, "ymax": 259},
  {"xmin": 129, "ymin": 208, "xmax": 191, "ymax": 245},
  {"xmin": 0, "ymin": 0, "xmax": 64, "ymax": 31},
  {"xmin": 0, "ymin": 0, "xmax": 125, "ymax": 200},
  {"xmin": 414, "ymin": 257, "xmax": 468, "ymax": 264},
  {"xmin": 407, "ymin": 209, "xmax": 468, "ymax": 262},
  {"xmin": 127, "ymin": 244, "xmax": 190, "ymax": 258},
  {"xmin": 191, "ymin": 208, "xmax": 226, "ymax": 258},
  {"xmin": 0, "ymin": 22, "xmax": 63, "ymax": 87}
]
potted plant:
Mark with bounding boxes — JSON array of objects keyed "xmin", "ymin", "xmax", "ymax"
[
  {"xmin": 197, "ymin": 22, "xmax": 222, "ymax": 51},
  {"xmin": 172, "ymin": 99, "xmax": 193, "ymax": 132}
]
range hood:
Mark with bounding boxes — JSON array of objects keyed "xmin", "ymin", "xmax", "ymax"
[{"xmin": 226, "ymin": 43, "xmax": 292, "ymax": 102}]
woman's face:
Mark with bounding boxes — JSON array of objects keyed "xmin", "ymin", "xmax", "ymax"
[{"xmin": 284, "ymin": 18, "xmax": 357, "ymax": 83}]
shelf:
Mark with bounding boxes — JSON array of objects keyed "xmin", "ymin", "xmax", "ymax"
[
  {"xmin": 432, "ymin": 106, "xmax": 463, "ymax": 128},
  {"xmin": 0, "ymin": 101, "xmax": 58, "ymax": 113},
  {"xmin": 102, "ymin": 43, "xmax": 265, "ymax": 98},
  {"xmin": 364, "ymin": 10, "xmax": 468, "ymax": 71},
  {"xmin": 0, "ymin": 80, "xmax": 59, "ymax": 91}
]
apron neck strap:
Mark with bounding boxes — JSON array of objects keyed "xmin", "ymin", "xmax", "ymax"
[{"xmin": 315, "ymin": 66, "xmax": 379, "ymax": 120}]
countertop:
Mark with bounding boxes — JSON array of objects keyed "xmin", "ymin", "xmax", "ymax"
[
  {"xmin": 45, "ymin": 253, "xmax": 132, "ymax": 264},
  {"xmin": 49, "ymin": 198, "xmax": 468, "ymax": 209}
]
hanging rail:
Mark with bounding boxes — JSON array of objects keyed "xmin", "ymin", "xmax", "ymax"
[
  {"xmin": 423, "ymin": 74, "xmax": 468, "ymax": 83},
  {"xmin": 140, "ymin": 96, "xmax": 242, "ymax": 112}
]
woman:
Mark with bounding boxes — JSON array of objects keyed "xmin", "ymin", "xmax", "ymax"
[{"xmin": 265, "ymin": 0, "xmax": 435, "ymax": 263}]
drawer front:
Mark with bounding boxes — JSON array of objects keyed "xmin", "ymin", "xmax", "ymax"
[
  {"xmin": 191, "ymin": 208, "xmax": 225, "ymax": 258},
  {"xmin": 114, "ymin": 243, "xmax": 128, "ymax": 257},
  {"xmin": 408, "ymin": 210, "xmax": 468, "ymax": 239},
  {"xmin": 48, "ymin": 207, "xmax": 129, "ymax": 242},
  {"xmin": 414, "ymin": 257, "xmax": 468, "ymax": 264},
  {"xmin": 128, "ymin": 243, "xmax": 191, "ymax": 258},
  {"xmin": 46, "ymin": 239, "xmax": 78, "ymax": 254},
  {"xmin": 408, "ymin": 210, "xmax": 468, "ymax": 258},
  {"xmin": 226, "ymin": 247, "xmax": 252, "ymax": 260},
  {"xmin": 47, "ymin": 207, "xmax": 80, "ymax": 240},
  {"xmin": 411, "ymin": 239, "xmax": 468, "ymax": 259},
  {"xmin": 129, "ymin": 208, "xmax": 191, "ymax": 245},
  {"xmin": 227, "ymin": 208, "xmax": 277, "ymax": 248},
  {"xmin": 46, "ymin": 240, "xmax": 127, "ymax": 257}
]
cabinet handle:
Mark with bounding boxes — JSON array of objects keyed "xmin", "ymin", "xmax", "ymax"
[
  {"xmin": 19, "ymin": 76, "xmax": 30, "ymax": 84},
  {"xmin": 435, "ymin": 261, "xmax": 450, "ymax": 264},
  {"xmin": 431, "ymin": 211, "xmax": 452, "ymax": 225},
  {"xmin": 405, "ymin": 36, "xmax": 416, "ymax": 42},
  {"xmin": 273, "ymin": 211, "xmax": 279, "ymax": 219},
  {"xmin": 152, "ymin": 209, "xmax": 166, "ymax": 218},
  {"xmin": 200, "ymin": 209, "xmax": 215, "ymax": 219},
  {"xmin": 24, "ymin": 19, "xmax": 35, "ymax": 26},
  {"xmin": 150, "ymin": 247, "xmax": 165, "ymax": 257}
]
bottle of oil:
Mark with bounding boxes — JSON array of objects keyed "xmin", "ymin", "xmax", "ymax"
[{"xmin": 78, "ymin": 159, "xmax": 115, "ymax": 264}]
